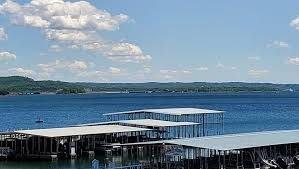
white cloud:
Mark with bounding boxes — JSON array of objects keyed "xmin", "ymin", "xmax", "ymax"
[
  {"xmin": 78, "ymin": 70, "xmax": 103, "ymax": 78},
  {"xmin": 0, "ymin": 51, "xmax": 16, "ymax": 62},
  {"xmin": 23, "ymin": 15, "xmax": 50, "ymax": 28},
  {"xmin": 195, "ymin": 67, "xmax": 209, "ymax": 71},
  {"xmin": 81, "ymin": 41, "xmax": 105, "ymax": 50},
  {"xmin": 248, "ymin": 69, "xmax": 269, "ymax": 77},
  {"xmin": 0, "ymin": 0, "xmax": 128, "ymax": 31},
  {"xmin": 248, "ymin": 56, "xmax": 260, "ymax": 61},
  {"xmin": 38, "ymin": 60, "xmax": 62, "ymax": 73},
  {"xmin": 287, "ymin": 57, "xmax": 299, "ymax": 65},
  {"xmin": 78, "ymin": 70, "xmax": 106, "ymax": 81},
  {"xmin": 182, "ymin": 70, "xmax": 192, "ymax": 74},
  {"xmin": 216, "ymin": 62, "xmax": 237, "ymax": 71},
  {"xmin": 160, "ymin": 69, "xmax": 177, "ymax": 74},
  {"xmin": 45, "ymin": 29, "xmax": 91, "ymax": 42},
  {"xmin": 143, "ymin": 67, "xmax": 151, "ymax": 73},
  {"xmin": 216, "ymin": 62, "xmax": 225, "ymax": 68},
  {"xmin": 109, "ymin": 67, "xmax": 121, "ymax": 74},
  {"xmin": 163, "ymin": 75, "xmax": 173, "ymax": 79},
  {"xmin": 0, "ymin": 27, "xmax": 7, "ymax": 40},
  {"xmin": 0, "ymin": 0, "xmax": 151, "ymax": 63},
  {"xmin": 290, "ymin": 16, "xmax": 299, "ymax": 30},
  {"xmin": 267, "ymin": 40, "xmax": 289, "ymax": 48},
  {"xmin": 8, "ymin": 67, "xmax": 35, "ymax": 77},
  {"xmin": 68, "ymin": 44, "xmax": 80, "ymax": 49},
  {"xmin": 0, "ymin": 0, "xmax": 21, "ymax": 14},
  {"xmin": 104, "ymin": 43, "xmax": 152, "ymax": 63},
  {"xmin": 49, "ymin": 44, "xmax": 62, "ymax": 52},
  {"xmin": 38, "ymin": 63, "xmax": 56, "ymax": 73},
  {"xmin": 160, "ymin": 69, "xmax": 191, "ymax": 74},
  {"xmin": 230, "ymin": 66, "xmax": 237, "ymax": 70},
  {"xmin": 77, "ymin": 68, "xmax": 126, "ymax": 82},
  {"xmin": 37, "ymin": 59, "xmax": 89, "ymax": 75},
  {"xmin": 68, "ymin": 60, "xmax": 88, "ymax": 71}
]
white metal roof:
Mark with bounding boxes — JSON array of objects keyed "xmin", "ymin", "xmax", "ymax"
[
  {"xmin": 164, "ymin": 130, "xmax": 299, "ymax": 151},
  {"xmin": 71, "ymin": 121, "xmax": 120, "ymax": 127},
  {"xmin": 103, "ymin": 108, "xmax": 223, "ymax": 116},
  {"xmin": 119, "ymin": 119, "xmax": 198, "ymax": 127},
  {"xmin": 104, "ymin": 130, "xmax": 299, "ymax": 151},
  {"xmin": 73, "ymin": 119, "xmax": 198, "ymax": 127},
  {"xmin": 15, "ymin": 125, "xmax": 151, "ymax": 138}
]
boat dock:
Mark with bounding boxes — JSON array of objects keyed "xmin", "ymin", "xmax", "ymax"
[
  {"xmin": 114, "ymin": 130, "xmax": 299, "ymax": 168},
  {"xmin": 2, "ymin": 107, "xmax": 299, "ymax": 168}
]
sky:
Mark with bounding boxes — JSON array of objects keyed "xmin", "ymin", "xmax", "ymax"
[{"xmin": 0, "ymin": 0, "xmax": 298, "ymax": 83}]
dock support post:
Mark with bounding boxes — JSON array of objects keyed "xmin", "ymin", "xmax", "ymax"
[
  {"xmin": 38, "ymin": 136, "xmax": 40, "ymax": 155},
  {"xmin": 223, "ymin": 150, "xmax": 226, "ymax": 169},
  {"xmin": 93, "ymin": 135, "xmax": 95, "ymax": 150},
  {"xmin": 44, "ymin": 137, "xmax": 47, "ymax": 154},
  {"xmin": 20, "ymin": 134, "xmax": 23, "ymax": 156},
  {"xmin": 56, "ymin": 137, "xmax": 60, "ymax": 158},
  {"xmin": 32, "ymin": 136, "xmax": 34, "ymax": 154},
  {"xmin": 218, "ymin": 150, "xmax": 221, "ymax": 169},
  {"xmin": 14, "ymin": 134, "xmax": 16, "ymax": 152},
  {"xmin": 237, "ymin": 150, "xmax": 239, "ymax": 169},
  {"xmin": 26, "ymin": 135, "xmax": 29, "ymax": 155},
  {"xmin": 50, "ymin": 138, "xmax": 53, "ymax": 154}
]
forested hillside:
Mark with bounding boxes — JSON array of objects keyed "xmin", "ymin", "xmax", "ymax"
[{"xmin": 0, "ymin": 76, "xmax": 298, "ymax": 95}]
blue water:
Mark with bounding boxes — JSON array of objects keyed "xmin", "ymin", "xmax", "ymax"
[
  {"xmin": 0, "ymin": 92, "xmax": 299, "ymax": 169},
  {"xmin": 0, "ymin": 92, "xmax": 298, "ymax": 134}
]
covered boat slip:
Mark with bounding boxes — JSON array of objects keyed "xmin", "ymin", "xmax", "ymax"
[
  {"xmin": 162, "ymin": 129, "xmax": 299, "ymax": 151},
  {"xmin": 114, "ymin": 130, "xmax": 299, "ymax": 168},
  {"xmin": 74, "ymin": 119, "xmax": 198, "ymax": 128},
  {"xmin": 103, "ymin": 108, "xmax": 223, "ymax": 123},
  {"xmin": 0, "ymin": 125, "xmax": 155, "ymax": 160},
  {"xmin": 0, "ymin": 107, "xmax": 228, "ymax": 166},
  {"xmin": 103, "ymin": 108, "xmax": 224, "ymax": 116},
  {"xmin": 173, "ymin": 130, "xmax": 299, "ymax": 168},
  {"xmin": 15, "ymin": 125, "xmax": 152, "ymax": 138},
  {"xmin": 75, "ymin": 119, "xmax": 202, "ymax": 139},
  {"xmin": 104, "ymin": 108, "xmax": 224, "ymax": 136}
]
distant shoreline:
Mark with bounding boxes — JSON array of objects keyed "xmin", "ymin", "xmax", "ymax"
[
  {"xmin": 0, "ymin": 76, "xmax": 298, "ymax": 96},
  {"xmin": 1, "ymin": 90, "xmax": 297, "ymax": 97}
]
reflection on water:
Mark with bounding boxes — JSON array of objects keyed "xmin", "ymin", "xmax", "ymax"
[
  {"xmin": 0, "ymin": 153, "xmax": 160, "ymax": 169},
  {"xmin": 0, "ymin": 155, "xmax": 134, "ymax": 169}
]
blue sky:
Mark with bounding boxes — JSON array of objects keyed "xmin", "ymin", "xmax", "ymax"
[{"xmin": 0, "ymin": 0, "xmax": 298, "ymax": 83}]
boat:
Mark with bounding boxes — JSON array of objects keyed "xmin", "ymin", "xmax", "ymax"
[{"xmin": 35, "ymin": 118, "xmax": 44, "ymax": 123}]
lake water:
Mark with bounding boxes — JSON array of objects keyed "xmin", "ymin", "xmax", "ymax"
[{"xmin": 0, "ymin": 92, "xmax": 299, "ymax": 168}]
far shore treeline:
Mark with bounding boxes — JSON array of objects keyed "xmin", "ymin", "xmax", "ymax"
[{"xmin": 0, "ymin": 76, "xmax": 298, "ymax": 96}]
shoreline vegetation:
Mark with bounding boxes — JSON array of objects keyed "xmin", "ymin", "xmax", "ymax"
[{"xmin": 0, "ymin": 76, "xmax": 298, "ymax": 96}]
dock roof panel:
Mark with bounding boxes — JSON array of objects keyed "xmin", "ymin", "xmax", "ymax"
[
  {"xmin": 71, "ymin": 121, "xmax": 120, "ymax": 127},
  {"xmin": 164, "ymin": 130, "xmax": 299, "ymax": 150},
  {"xmin": 103, "ymin": 108, "xmax": 224, "ymax": 116},
  {"xmin": 15, "ymin": 125, "xmax": 151, "ymax": 138},
  {"xmin": 104, "ymin": 130, "xmax": 299, "ymax": 150},
  {"xmin": 73, "ymin": 119, "xmax": 198, "ymax": 127},
  {"xmin": 119, "ymin": 119, "xmax": 199, "ymax": 127}
]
